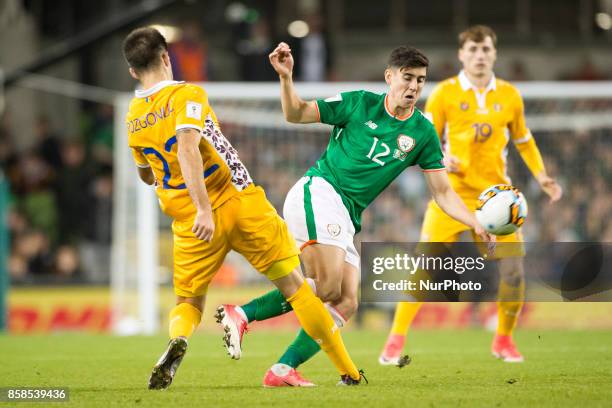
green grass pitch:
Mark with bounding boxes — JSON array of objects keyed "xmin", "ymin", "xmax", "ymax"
[{"xmin": 1, "ymin": 329, "xmax": 611, "ymax": 407}]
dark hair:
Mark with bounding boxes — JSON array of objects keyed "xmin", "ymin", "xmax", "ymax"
[
  {"xmin": 387, "ymin": 46, "xmax": 429, "ymax": 70},
  {"xmin": 458, "ymin": 25, "xmax": 497, "ymax": 48},
  {"xmin": 122, "ymin": 27, "xmax": 168, "ymax": 73}
]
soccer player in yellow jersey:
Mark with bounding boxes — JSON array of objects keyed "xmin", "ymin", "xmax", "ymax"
[
  {"xmin": 122, "ymin": 27, "xmax": 364, "ymax": 389},
  {"xmin": 380, "ymin": 25, "xmax": 562, "ymax": 364}
]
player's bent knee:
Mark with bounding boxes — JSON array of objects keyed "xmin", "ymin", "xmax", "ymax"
[
  {"xmin": 176, "ymin": 295, "xmax": 205, "ymax": 312},
  {"xmin": 499, "ymin": 257, "xmax": 525, "ymax": 286},
  {"xmin": 336, "ymin": 294, "xmax": 359, "ymax": 319},
  {"xmin": 317, "ymin": 281, "xmax": 343, "ymax": 303},
  {"xmin": 346, "ymin": 297, "xmax": 359, "ymax": 317},
  {"xmin": 500, "ymin": 271, "xmax": 523, "ymax": 287},
  {"xmin": 266, "ymin": 255, "xmax": 301, "ymax": 281}
]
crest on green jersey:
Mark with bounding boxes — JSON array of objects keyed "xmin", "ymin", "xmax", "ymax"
[
  {"xmin": 397, "ymin": 135, "xmax": 415, "ymax": 152},
  {"xmin": 394, "ymin": 134, "xmax": 415, "ymax": 162}
]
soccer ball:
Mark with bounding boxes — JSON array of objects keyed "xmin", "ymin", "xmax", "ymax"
[{"xmin": 475, "ymin": 184, "xmax": 528, "ymax": 236}]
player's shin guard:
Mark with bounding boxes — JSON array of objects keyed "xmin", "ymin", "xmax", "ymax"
[
  {"xmin": 391, "ymin": 301, "xmax": 423, "ymax": 335},
  {"xmin": 276, "ymin": 303, "xmax": 342, "ymax": 370},
  {"xmin": 276, "ymin": 304, "xmax": 344, "ymax": 369},
  {"xmin": 169, "ymin": 303, "xmax": 202, "ymax": 339},
  {"xmin": 287, "ymin": 281, "xmax": 360, "ymax": 380},
  {"xmin": 496, "ymin": 279, "xmax": 525, "ymax": 336},
  {"xmin": 240, "ymin": 278, "xmax": 316, "ymax": 323},
  {"xmin": 240, "ymin": 289, "xmax": 291, "ymax": 323},
  {"xmin": 278, "ymin": 328, "xmax": 321, "ymax": 368},
  {"xmin": 240, "ymin": 262, "xmax": 315, "ymax": 323}
]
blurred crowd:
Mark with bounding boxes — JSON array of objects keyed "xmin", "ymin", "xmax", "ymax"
[
  {"xmin": 0, "ymin": 107, "xmax": 114, "ymax": 284},
  {"xmin": 169, "ymin": 13, "xmax": 609, "ymax": 83},
  {"xmin": 169, "ymin": 13, "xmax": 336, "ymax": 83}
]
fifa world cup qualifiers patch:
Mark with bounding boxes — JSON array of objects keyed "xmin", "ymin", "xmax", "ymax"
[{"xmin": 186, "ymin": 101, "xmax": 202, "ymax": 120}]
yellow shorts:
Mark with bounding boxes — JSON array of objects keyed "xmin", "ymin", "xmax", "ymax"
[
  {"xmin": 420, "ymin": 197, "xmax": 525, "ymax": 259},
  {"xmin": 172, "ymin": 184, "xmax": 300, "ymax": 297}
]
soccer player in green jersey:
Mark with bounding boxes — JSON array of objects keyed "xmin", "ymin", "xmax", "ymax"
[{"xmin": 215, "ymin": 42, "xmax": 493, "ymax": 386}]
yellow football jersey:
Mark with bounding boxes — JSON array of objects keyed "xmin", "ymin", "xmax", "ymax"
[
  {"xmin": 425, "ymin": 71, "xmax": 539, "ymax": 195},
  {"xmin": 126, "ymin": 80, "xmax": 252, "ymax": 220}
]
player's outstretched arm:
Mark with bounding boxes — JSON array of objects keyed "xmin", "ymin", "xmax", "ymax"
[
  {"xmin": 510, "ymin": 91, "xmax": 562, "ymax": 203},
  {"xmin": 269, "ymin": 42, "xmax": 319, "ymax": 124},
  {"xmin": 514, "ymin": 137, "xmax": 562, "ymax": 203},
  {"xmin": 177, "ymin": 128, "xmax": 215, "ymax": 241},
  {"xmin": 424, "ymin": 170, "xmax": 494, "ymax": 243},
  {"xmin": 535, "ymin": 171, "xmax": 562, "ymax": 203}
]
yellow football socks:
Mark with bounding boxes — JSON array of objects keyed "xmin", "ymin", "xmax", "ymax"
[
  {"xmin": 391, "ymin": 301, "xmax": 423, "ymax": 335},
  {"xmin": 286, "ymin": 281, "xmax": 360, "ymax": 380},
  {"xmin": 497, "ymin": 279, "xmax": 525, "ymax": 336},
  {"xmin": 169, "ymin": 303, "xmax": 202, "ymax": 339}
]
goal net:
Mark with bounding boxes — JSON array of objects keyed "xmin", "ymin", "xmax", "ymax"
[{"xmin": 111, "ymin": 81, "xmax": 612, "ymax": 334}]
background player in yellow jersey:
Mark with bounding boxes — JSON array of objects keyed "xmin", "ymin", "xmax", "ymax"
[
  {"xmin": 380, "ymin": 25, "xmax": 562, "ymax": 364},
  {"xmin": 122, "ymin": 27, "xmax": 364, "ymax": 389}
]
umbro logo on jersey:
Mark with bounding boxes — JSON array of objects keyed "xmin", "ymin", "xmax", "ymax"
[{"xmin": 364, "ymin": 120, "xmax": 378, "ymax": 129}]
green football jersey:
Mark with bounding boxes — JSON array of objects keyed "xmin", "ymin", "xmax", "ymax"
[{"xmin": 305, "ymin": 90, "xmax": 444, "ymax": 232}]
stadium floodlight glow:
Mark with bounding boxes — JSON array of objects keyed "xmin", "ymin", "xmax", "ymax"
[
  {"xmin": 595, "ymin": 12, "xmax": 612, "ymax": 30},
  {"xmin": 225, "ymin": 2, "xmax": 248, "ymax": 23},
  {"xmin": 150, "ymin": 24, "xmax": 181, "ymax": 42},
  {"xmin": 288, "ymin": 20, "xmax": 309, "ymax": 38}
]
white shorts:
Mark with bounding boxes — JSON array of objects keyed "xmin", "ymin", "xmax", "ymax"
[{"xmin": 283, "ymin": 176, "xmax": 359, "ymax": 268}]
